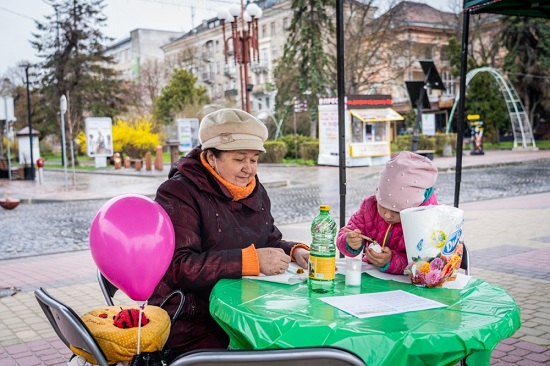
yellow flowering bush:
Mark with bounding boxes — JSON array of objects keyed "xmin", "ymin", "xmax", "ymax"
[{"xmin": 112, "ymin": 118, "xmax": 161, "ymax": 159}]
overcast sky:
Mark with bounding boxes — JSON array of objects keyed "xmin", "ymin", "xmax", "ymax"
[{"xmin": 0, "ymin": 0, "xmax": 455, "ymax": 77}]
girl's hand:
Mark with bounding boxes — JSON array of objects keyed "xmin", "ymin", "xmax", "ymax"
[
  {"xmin": 365, "ymin": 246, "xmax": 392, "ymax": 268},
  {"xmin": 345, "ymin": 229, "xmax": 364, "ymax": 250}
]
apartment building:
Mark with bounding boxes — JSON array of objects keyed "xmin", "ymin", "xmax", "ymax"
[
  {"xmin": 161, "ymin": 1, "xmax": 461, "ymax": 115},
  {"xmin": 102, "ymin": 1, "xmax": 501, "ymax": 130},
  {"xmin": 104, "ymin": 28, "xmax": 182, "ymax": 83},
  {"xmin": 380, "ymin": 1, "xmax": 458, "ymax": 129},
  {"xmin": 161, "ymin": 0, "xmax": 293, "ymax": 116}
]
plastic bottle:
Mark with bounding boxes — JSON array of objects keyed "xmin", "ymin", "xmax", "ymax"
[{"xmin": 308, "ymin": 205, "xmax": 337, "ymax": 293}]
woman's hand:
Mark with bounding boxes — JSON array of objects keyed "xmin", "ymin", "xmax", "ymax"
[
  {"xmin": 257, "ymin": 248, "xmax": 291, "ymax": 276},
  {"xmin": 345, "ymin": 229, "xmax": 364, "ymax": 250},
  {"xmin": 365, "ymin": 246, "xmax": 392, "ymax": 268},
  {"xmin": 292, "ymin": 247, "xmax": 309, "ymax": 269}
]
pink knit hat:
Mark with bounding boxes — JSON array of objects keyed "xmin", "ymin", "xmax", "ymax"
[{"xmin": 375, "ymin": 151, "xmax": 438, "ymax": 212}]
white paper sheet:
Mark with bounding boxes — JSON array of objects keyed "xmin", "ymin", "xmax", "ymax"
[
  {"xmin": 319, "ymin": 290, "xmax": 447, "ymax": 318},
  {"xmin": 243, "ymin": 262, "xmax": 308, "ymax": 285}
]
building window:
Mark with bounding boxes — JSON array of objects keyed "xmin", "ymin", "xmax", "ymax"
[
  {"xmin": 262, "ymin": 24, "xmax": 267, "ymax": 38},
  {"xmin": 271, "ymin": 46, "xmax": 278, "ymax": 61},
  {"xmin": 270, "ymin": 22, "xmax": 276, "ymax": 36},
  {"xmin": 261, "ymin": 48, "xmax": 269, "ymax": 66},
  {"xmin": 283, "ymin": 17, "xmax": 289, "ymax": 30}
]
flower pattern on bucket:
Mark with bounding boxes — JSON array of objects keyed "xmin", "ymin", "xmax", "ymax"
[{"xmin": 405, "ymin": 242, "xmax": 463, "ymax": 287}]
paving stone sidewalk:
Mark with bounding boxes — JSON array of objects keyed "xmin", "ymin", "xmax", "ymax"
[{"xmin": 1, "ymin": 149, "xmax": 550, "ymax": 365}]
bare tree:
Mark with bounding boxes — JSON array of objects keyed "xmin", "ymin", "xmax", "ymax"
[
  {"xmin": 325, "ymin": 0, "xmax": 401, "ymax": 95},
  {"xmin": 139, "ymin": 59, "xmax": 166, "ymax": 113}
]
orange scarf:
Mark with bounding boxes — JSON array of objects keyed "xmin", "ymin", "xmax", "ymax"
[{"xmin": 200, "ymin": 153, "xmax": 256, "ymax": 201}]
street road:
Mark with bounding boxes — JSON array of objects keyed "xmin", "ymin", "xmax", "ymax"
[{"xmin": 1, "ymin": 160, "xmax": 549, "ymax": 260}]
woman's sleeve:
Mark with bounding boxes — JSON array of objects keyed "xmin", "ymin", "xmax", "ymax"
[{"xmin": 155, "ymin": 179, "xmax": 244, "ymax": 292}]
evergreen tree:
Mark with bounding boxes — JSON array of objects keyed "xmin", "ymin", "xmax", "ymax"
[
  {"xmin": 274, "ymin": 0, "xmax": 335, "ymax": 138},
  {"xmin": 501, "ymin": 16, "xmax": 550, "ymax": 132},
  {"xmin": 153, "ymin": 68, "xmax": 209, "ymax": 125},
  {"xmin": 31, "ymin": 0, "xmax": 126, "ymax": 165},
  {"xmin": 465, "ymin": 73, "xmax": 509, "ymax": 143},
  {"xmin": 447, "ymin": 36, "xmax": 509, "ymax": 142}
]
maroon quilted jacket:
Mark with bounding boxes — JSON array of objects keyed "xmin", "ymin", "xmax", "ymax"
[{"xmin": 149, "ymin": 147, "xmax": 298, "ymax": 356}]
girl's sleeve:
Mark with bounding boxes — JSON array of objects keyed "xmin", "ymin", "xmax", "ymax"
[
  {"xmin": 386, "ymin": 249, "xmax": 408, "ymax": 275},
  {"xmin": 336, "ymin": 196, "xmax": 373, "ymax": 257}
]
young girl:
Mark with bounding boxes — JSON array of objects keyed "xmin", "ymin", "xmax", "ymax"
[{"xmin": 337, "ymin": 151, "xmax": 438, "ymax": 275}]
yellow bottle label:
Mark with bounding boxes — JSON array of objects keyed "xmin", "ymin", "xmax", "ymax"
[{"xmin": 309, "ymin": 255, "xmax": 336, "ymax": 281}]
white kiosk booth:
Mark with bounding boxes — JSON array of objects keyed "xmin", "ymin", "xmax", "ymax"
[
  {"xmin": 16, "ymin": 127, "xmax": 41, "ymax": 165},
  {"xmin": 318, "ymin": 95, "xmax": 404, "ymax": 167}
]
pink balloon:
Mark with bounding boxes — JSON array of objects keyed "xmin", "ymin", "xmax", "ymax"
[{"xmin": 90, "ymin": 194, "xmax": 175, "ymax": 302}]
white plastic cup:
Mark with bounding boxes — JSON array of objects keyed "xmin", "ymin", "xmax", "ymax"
[{"xmin": 345, "ymin": 256, "xmax": 362, "ymax": 286}]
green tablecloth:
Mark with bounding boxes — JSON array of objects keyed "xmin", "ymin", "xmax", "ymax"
[{"xmin": 209, "ymin": 274, "xmax": 520, "ymax": 366}]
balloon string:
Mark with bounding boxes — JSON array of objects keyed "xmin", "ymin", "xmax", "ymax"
[{"xmin": 137, "ymin": 302, "xmax": 146, "ymax": 355}]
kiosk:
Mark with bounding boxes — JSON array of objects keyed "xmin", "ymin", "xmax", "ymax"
[
  {"xmin": 16, "ymin": 127, "xmax": 41, "ymax": 166},
  {"xmin": 318, "ymin": 95, "xmax": 404, "ymax": 167}
]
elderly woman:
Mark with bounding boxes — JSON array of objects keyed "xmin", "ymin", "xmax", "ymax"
[{"xmin": 149, "ymin": 109, "xmax": 310, "ymax": 357}]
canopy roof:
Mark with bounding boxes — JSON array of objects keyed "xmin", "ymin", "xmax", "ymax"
[
  {"xmin": 349, "ymin": 108, "xmax": 404, "ymax": 123},
  {"xmin": 464, "ymin": 0, "xmax": 550, "ymax": 18}
]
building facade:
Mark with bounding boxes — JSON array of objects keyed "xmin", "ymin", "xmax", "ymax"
[
  {"xmin": 161, "ymin": 0, "xmax": 293, "ymax": 116},
  {"xmin": 104, "ymin": 28, "xmax": 182, "ymax": 83}
]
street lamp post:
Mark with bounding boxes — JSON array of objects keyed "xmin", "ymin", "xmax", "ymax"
[
  {"xmin": 60, "ymin": 95, "xmax": 68, "ymax": 188},
  {"xmin": 218, "ymin": 0, "xmax": 262, "ymax": 113},
  {"xmin": 24, "ymin": 65, "xmax": 35, "ymax": 180}
]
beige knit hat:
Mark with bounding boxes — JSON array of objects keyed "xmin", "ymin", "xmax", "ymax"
[
  {"xmin": 199, "ymin": 109, "xmax": 268, "ymax": 152},
  {"xmin": 376, "ymin": 151, "xmax": 438, "ymax": 212}
]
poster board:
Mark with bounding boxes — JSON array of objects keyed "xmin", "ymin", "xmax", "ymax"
[
  {"xmin": 177, "ymin": 118, "xmax": 200, "ymax": 152},
  {"xmin": 0, "ymin": 96, "xmax": 15, "ymax": 121},
  {"xmin": 422, "ymin": 113, "xmax": 436, "ymax": 136},
  {"xmin": 85, "ymin": 117, "xmax": 113, "ymax": 157}
]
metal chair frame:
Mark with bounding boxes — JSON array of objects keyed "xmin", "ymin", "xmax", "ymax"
[
  {"xmin": 34, "ymin": 287, "xmax": 110, "ymax": 366},
  {"xmin": 171, "ymin": 347, "xmax": 366, "ymax": 366},
  {"xmin": 97, "ymin": 269, "xmax": 118, "ymax": 306},
  {"xmin": 461, "ymin": 242, "xmax": 471, "ymax": 276}
]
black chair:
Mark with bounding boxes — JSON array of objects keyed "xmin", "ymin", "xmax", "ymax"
[
  {"xmin": 97, "ymin": 269, "xmax": 186, "ymax": 327},
  {"xmin": 461, "ymin": 242, "xmax": 471, "ymax": 276},
  {"xmin": 34, "ymin": 287, "xmax": 110, "ymax": 366},
  {"xmin": 171, "ymin": 347, "xmax": 366, "ymax": 366},
  {"xmin": 459, "ymin": 243, "xmax": 471, "ymax": 366},
  {"xmin": 97, "ymin": 269, "xmax": 118, "ymax": 306}
]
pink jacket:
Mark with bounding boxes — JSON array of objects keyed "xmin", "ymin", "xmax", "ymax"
[{"xmin": 336, "ymin": 193, "xmax": 438, "ymax": 275}]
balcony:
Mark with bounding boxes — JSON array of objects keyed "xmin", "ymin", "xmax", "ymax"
[
  {"xmin": 252, "ymin": 82, "xmax": 275, "ymax": 95},
  {"xmin": 224, "ymin": 65, "xmax": 236, "ymax": 78},
  {"xmin": 202, "ymin": 72, "xmax": 215, "ymax": 84},
  {"xmin": 224, "ymin": 89, "xmax": 239, "ymax": 97},
  {"xmin": 250, "ymin": 61, "xmax": 269, "ymax": 74}
]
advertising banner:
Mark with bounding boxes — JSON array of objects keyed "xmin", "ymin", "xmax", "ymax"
[
  {"xmin": 177, "ymin": 118, "xmax": 200, "ymax": 152},
  {"xmin": 85, "ymin": 117, "xmax": 113, "ymax": 157}
]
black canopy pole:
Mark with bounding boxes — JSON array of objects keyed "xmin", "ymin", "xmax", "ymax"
[
  {"xmin": 454, "ymin": 10, "xmax": 470, "ymax": 208},
  {"xmin": 336, "ymin": 0, "xmax": 346, "ymax": 229}
]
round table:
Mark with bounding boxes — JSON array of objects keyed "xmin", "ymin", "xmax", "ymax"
[{"xmin": 209, "ymin": 273, "xmax": 520, "ymax": 366}]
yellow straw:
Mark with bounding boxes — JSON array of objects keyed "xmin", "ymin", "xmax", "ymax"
[{"xmin": 382, "ymin": 224, "xmax": 392, "ymax": 248}]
